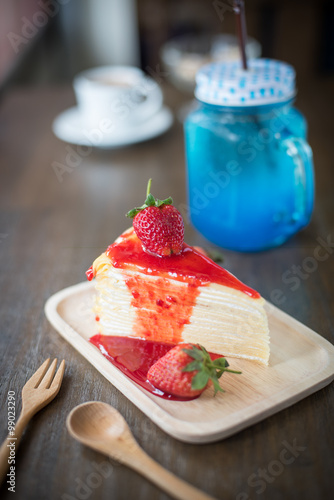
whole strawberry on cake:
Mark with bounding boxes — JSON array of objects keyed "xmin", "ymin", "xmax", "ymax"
[
  {"xmin": 86, "ymin": 179, "xmax": 270, "ymax": 368},
  {"xmin": 129, "ymin": 178, "xmax": 184, "ymax": 257}
]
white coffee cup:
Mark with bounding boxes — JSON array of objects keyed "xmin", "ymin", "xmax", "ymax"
[{"xmin": 73, "ymin": 66, "xmax": 163, "ymax": 131}]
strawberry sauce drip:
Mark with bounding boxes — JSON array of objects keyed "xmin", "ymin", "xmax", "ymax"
[
  {"xmin": 125, "ymin": 276, "xmax": 200, "ymax": 343},
  {"xmin": 105, "ymin": 231, "xmax": 260, "ymax": 298},
  {"xmin": 89, "ymin": 335, "xmax": 222, "ymax": 400}
]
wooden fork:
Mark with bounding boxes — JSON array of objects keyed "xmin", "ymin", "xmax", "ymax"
[{"xmin": 0, "ymin": 358, "xmax": 65, "ymax": 484}]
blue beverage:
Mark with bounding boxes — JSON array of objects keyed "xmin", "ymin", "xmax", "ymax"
[{"xmin": 184, "ymin": 59, "xmax": 314, "ymax": 251}]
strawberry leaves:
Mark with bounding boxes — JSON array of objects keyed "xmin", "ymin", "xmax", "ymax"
[
  {"xmin": 126, "ymin": 178, "xmax": 173, "ymax": 219},
  {"xmin": 182, "ymin": 344, "xmax": 242, "ymax": 395}
]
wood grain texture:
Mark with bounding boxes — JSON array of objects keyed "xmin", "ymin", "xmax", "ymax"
[{"xmin": 0, "ymin": 82, "xmax": 334, "ymax": 500}]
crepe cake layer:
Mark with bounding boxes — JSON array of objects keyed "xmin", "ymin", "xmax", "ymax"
[{"xmin": 88, "ymin": 228, "xmax": 270, "ymax": 364}]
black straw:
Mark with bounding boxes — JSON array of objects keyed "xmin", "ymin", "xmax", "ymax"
[{"xmin": 233, "ymin": 0, "xmax": 248, "ymax": 70}]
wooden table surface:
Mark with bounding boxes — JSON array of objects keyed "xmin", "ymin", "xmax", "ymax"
[{"xmin": 0, "ymin": 82, "xmax": 333, "ymax": 500}]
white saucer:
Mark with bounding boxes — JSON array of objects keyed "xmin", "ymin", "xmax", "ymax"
[{"xmin": 52, "ymin": 106, "xmax": 174, "ymax": 148}]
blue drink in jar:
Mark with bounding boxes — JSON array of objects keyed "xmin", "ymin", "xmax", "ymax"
[{"xmin": 184, "ymin": 59, "xmax": 314, "ymax": 251}]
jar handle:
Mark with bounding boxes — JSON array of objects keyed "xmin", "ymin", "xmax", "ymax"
[{"xmin": 281, "ymin": 136, "xmax": 315, "ymax": 227}]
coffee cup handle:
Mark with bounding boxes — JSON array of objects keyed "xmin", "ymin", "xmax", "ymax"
[{"xmin": 136, "ymin": 76, "xmax": 163, "ymax": 118}]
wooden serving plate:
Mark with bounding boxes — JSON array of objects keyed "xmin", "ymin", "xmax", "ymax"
[{"xmin": 45, "ymin": 281, "xmax": 334, "ymax": 444}]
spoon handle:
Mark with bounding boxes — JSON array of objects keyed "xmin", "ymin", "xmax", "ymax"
[{"xmin": 123, "ymin": 447, "xmax": 217, "ymax": 500}]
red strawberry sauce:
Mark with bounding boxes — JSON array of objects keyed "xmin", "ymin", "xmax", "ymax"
[
  {"xmin": 106, "ymin": 233, "xmax": 259, "ymax": 297},
  {"xmin": 86, "ymin": 230, "xmax": 260, "ymax": 294},
  {"xmin": 89, "ymin": 334, "xmax": 221, "ymax": 401}
]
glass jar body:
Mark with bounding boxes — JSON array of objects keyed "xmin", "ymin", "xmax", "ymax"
[{"xmin": 184, "ymin": 100, "xmax": 314, "ymax": 251}]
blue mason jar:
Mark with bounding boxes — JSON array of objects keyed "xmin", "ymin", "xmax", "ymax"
[{"xmin": 184, "ymin": 59, "xmax": 314, "ymax": 251}]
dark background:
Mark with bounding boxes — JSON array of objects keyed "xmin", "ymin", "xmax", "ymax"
[{"xmin": 1, "ymin": 0, "xmax": 334, "ymax": 87}]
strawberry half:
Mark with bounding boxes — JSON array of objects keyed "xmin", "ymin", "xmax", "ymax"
[
  {"xmin": 126, "ymin": 179, "xmax": 184, "ymax": 257},
  {"xmin": 147, "ymin": 343, "xmax": 241, "ymax": 398}
]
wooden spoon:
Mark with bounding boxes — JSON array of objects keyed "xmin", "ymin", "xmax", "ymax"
[{"xmin": 67, "ymin": 401, "xmax": 216, "ymax": 500}]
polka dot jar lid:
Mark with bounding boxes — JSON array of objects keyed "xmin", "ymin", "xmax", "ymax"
[{"xmin": 195, "ymin": 58, "xmax": 296, "ymax": 106}]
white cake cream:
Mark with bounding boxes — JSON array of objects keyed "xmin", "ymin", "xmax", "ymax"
[{"xmin": 87, "ymin": 228, "xmax": 270, "ymax": 365}]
